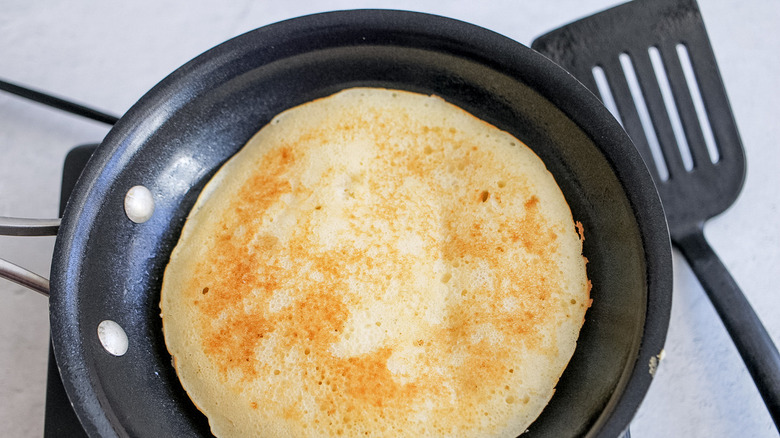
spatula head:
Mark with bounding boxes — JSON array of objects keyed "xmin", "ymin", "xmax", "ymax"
[{"xmin": 532, "ymin": 0, "xmax": 745, "ymax": 239}]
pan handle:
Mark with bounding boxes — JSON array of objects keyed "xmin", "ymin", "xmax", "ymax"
[
  {"xmin": 0, "ymin": 258, "xmax": 49, "ymax": 297},
  {"xmin": 0, "ymin": 216, "xmax": 60, "ymax": 236},
  {"xmin": 0, "ymin": 216, "xmax": 58, "ymax": 297},
  {"xmin": 1, "ymin": 79, "xmax": 112, "ymax": 299},
  {"xmin": 0, "ymin": 78, "xmax": 119, "ymax": 126}
]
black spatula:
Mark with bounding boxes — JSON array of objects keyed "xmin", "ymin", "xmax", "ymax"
[{"xmin": 532, "ymin": 0, "xmax": 780, "ymax": 427}]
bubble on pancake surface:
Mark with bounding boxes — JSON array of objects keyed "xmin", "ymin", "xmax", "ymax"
[{"xmin": 160, "ymin": 88, "xmax": 589, "ymax": 437}]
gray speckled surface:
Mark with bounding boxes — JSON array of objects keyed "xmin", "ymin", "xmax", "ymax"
[{"xmin": 1, "ymin": 1, "xmax": 778, "ymax": 437}]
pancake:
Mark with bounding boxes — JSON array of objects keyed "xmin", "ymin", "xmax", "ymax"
[{"xmin": 160, "ymin": 88, "xmax": 590, "ymax": 437}]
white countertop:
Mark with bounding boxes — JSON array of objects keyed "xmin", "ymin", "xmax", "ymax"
[{"xmin": 1, "ymin": 1, "xmax": 778, "ymax": 436}]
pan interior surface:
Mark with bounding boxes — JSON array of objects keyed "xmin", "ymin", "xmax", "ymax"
[{"xmin": 49, "ymin": 10, "xmax": 670, "ymax": 438}]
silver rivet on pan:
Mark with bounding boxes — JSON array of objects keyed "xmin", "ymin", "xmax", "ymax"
[
  {"xmin": 97, "ymin": 320, "xmax": 129, "ymax": 356},
  {"xmin": 124, "ymin": 185, "xmax": 154, "ymax": 223}
]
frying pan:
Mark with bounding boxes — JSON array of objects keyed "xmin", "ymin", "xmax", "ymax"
[{"xmin": 3, "ymin": 10, "xmax": 671, "ymax": 437}]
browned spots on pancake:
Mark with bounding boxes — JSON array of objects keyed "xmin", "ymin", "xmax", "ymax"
[
  {"xmin": 457, "ymin": 345, "xmax": 509, "ymax": 400},
  {"xmin": 191, "ymin": 145, "xmax": 297, "ymax": 375},
  {"xmin": 205, "ymin": 310, "xmax": 271, "ymax": 377},
  {"xmin": 441, "ymin": 307, "xmax": 514, "ymax": 394},
  {"xmin": 438, "ymin": 185, "xmax": 562, "ymax": 357},
  {"xmin": 274, "ymin": 235, "xmax": 432, "ymax": 418},
  {"xmin": 233, "ymin": 145, "xmax": 294, "ymax": 221},
  {"xmin": 298, "ymin": 347, "xmax": 446, "ymax": 432},
  {"xmin": 343, "ymin": 348, "xmax": 407, "ymax": 407},
  {"xmin": 497, "ymin": 194, "xmax": 560, "ymax": 258},
  {"xmin": 198, "ymin": 244, "xmax": 350, "ymax": 379},
  {"xmin": 194, "ymin": 237, "xmax": 266, "ymax": 318},
  {"xmin": 524, "ymin": 195, "xmax": 539, "ymax": 210},
  {"xmin": 283, "ymin": 287, "xmax": 349, "ymax": 345}
]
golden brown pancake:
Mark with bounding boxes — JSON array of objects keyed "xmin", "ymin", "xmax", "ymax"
[{"xmin": 160, "ymin": 88, "xmax": 590, "ymax": 437}]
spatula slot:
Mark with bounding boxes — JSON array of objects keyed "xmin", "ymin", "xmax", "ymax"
[
  {"xmin": 676, "ymin": 43, "xmax": 720, "ymax": 164},
  {"xmin": 648, "ymin": 46, "xmax": 694, "ymax": 172},
  {"xmin": 617, "ymin": 52, "xmax": 670, "ymax": 181},
  {"xmin": 591, "ymin": 65, "xmax": 624, "ymax": 127}
]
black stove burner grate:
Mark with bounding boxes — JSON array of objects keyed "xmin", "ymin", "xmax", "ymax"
[{"xmin": 44, "ymin": 144, "xmax": 96, "ymax": 437}]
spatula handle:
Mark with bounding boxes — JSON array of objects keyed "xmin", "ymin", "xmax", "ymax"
[{"xmin": 675, "ymin": 227, "xmax": 780, "ymax": 428}]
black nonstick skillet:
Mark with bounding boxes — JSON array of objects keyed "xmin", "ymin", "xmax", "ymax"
[{"xmin": 0, "ymin": 10, "xmax": 671, "ymax": 437}]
